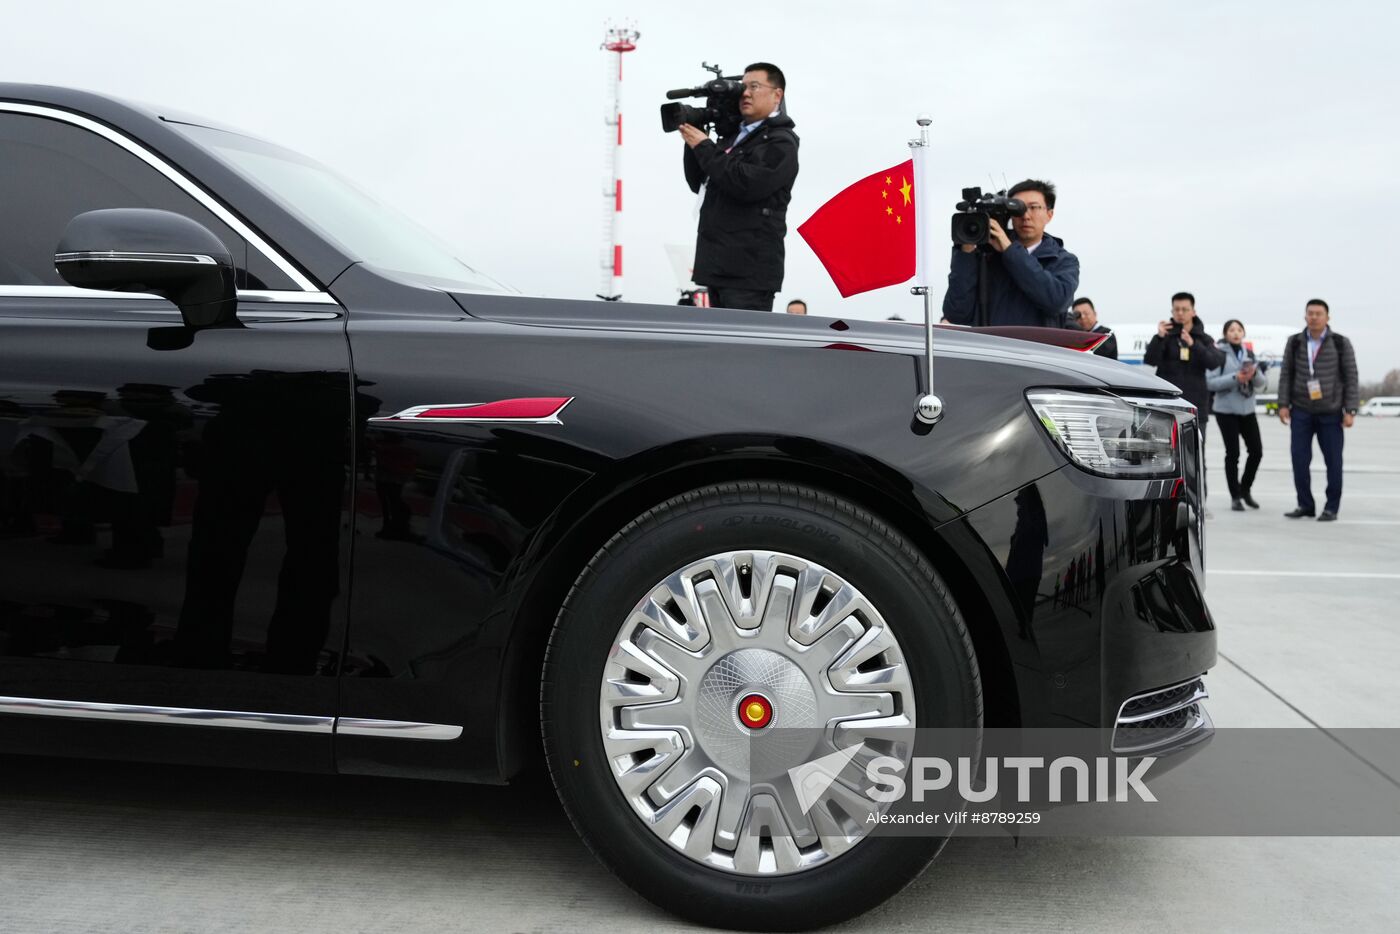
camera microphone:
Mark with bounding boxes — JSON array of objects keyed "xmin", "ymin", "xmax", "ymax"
[{"xmin": 666, "ymin": 88, "xmax": 697, "ymax": 100}]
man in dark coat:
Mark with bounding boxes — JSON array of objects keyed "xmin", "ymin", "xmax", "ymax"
[
  {"xmin": 1144, "ymin": 292, "xmax": 1226, "ymax": 511},
  {"xmin": 1277, "ymin": 298, "xmax": 1360, "ymax": 521},
  {"xmin": 680, "ymin": 63, "xmax": 798, "ymax": 311},
  {"xmin": 1070, "ymin": 297, "xmax": 1118, "ymax": 360},
  {"xmin": 942, "ymin": 179, "xmax": 1080, "ymax": 327},
  {"xmin": 1143, "ymin": 292, "xmax": 1226, "ymax": 415}
]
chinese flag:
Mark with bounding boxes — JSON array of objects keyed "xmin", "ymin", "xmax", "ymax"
[{"xmin": 798, "ymin": 160, "xmax": 915, "ymax": 297}]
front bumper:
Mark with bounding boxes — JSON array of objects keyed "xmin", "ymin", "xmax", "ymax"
[{"xmin": 954, "ymin": 454, "xmax": 1217, "ymax": 731}]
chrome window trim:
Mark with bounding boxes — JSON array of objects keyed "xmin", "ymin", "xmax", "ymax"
[
  {"xmin": 0, "ymin": 284, "xmax": 338, "ymax": 306},
  {"xmin": 237, "ymin": 289, "xmax": 338, "ymax": 305},
  {"xmin": 55, "ymin": 250, "xmax": 218, "ymax": 265},
  {"xmin": 0, "ymin": 101, "xmax": 319, "ymax": 292},
  {"xmin": 0, "ymin": 696, "xmax": 464, "ymax": 741},
  {"xmin": 235, "ymin": 310, "xmax": 341, "ymax": 321}
]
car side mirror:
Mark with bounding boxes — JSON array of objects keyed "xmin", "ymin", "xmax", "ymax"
[{"xmin": 55, "ymin": 208, "xmax": 238, "ymax": 329}]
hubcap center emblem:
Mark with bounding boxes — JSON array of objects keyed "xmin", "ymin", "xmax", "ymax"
[{"xmin": 737, "ymin": 692, "xmax": 774, "ymax": 730}]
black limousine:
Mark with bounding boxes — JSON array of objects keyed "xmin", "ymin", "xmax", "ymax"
[{"xmin": 0, "ymin": 85, "xmax": 1214, "ymax": 929}]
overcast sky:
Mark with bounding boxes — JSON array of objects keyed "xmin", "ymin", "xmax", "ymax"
[{"xmin": 3, "ymin": 0, "xmax": 1395, "ymax": 377}]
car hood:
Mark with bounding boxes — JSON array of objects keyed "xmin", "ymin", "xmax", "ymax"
[{"xmin": 448, "ymin": 291, "xmax": 1175, "ymax": 394}]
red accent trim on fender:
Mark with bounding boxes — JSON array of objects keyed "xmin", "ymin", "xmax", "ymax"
[
  {"xmin": 417, "ymin": 398, "xmax": 572, "ymax": 420},
  {"xmin": 369, "ymin": 397, "xmax": 575, "ymax": 424}
]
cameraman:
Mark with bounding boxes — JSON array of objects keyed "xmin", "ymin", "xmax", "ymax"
[
  {"xmin": 679, "ymin": 63, "xmax": 799, "ymax": 312},
  {"xmin": 942, "ymin": 179, "xmax": 1080, "ymax": 327}
]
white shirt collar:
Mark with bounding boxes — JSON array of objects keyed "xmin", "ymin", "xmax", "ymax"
[{"xmin": 740, "ymin": 110, "xmax": 779, "ymax": 134}]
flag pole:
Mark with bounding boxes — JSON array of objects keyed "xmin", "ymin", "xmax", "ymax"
[{"xmin": 909, "ymin": 114, "xmax": 943, "ymax": 425}]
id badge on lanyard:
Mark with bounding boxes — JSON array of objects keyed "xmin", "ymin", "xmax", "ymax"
[{"xmin": 1308, "ymin": 338, "xmax": 1324, "ymax": 400}]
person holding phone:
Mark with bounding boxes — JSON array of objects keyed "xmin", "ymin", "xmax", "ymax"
[
  {"xmin": 1207, "ymin": 319, "xmax": 1267, "ymax": 510},
  {"xmin": 1144, "ymin": 292, "xmax": 1226, "ymax": 514}
]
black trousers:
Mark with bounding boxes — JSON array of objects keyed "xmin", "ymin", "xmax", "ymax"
[
  {"xmin": 1216, "ymin": 412, "xmax": 1263, "ymax": 499},
  {"xmin": 706, "ymin": 286, "xmax": 775, "ymax": 312},
  {"xmin": 1291, "ymin": 408, "xmax": 1344, "ymax": 514}
]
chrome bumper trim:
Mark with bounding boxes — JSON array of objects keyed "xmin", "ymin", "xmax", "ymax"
[
  {"xmin": 1115, "ymin": 679, "xmax": 1210, "ymax": 725},
  {"xmin": 1111, "ymin": 676, "xmax": 1214, "ymax": 755}
]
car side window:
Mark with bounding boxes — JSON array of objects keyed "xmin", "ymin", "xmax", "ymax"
[{"xmin": 0, "ymin": 112, "xmax": 297, "ymax": 290}]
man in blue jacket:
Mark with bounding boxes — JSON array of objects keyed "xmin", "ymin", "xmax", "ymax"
[{"xmin": 942, "ymin": 179, "xmax": 1080, "ymax": 327}]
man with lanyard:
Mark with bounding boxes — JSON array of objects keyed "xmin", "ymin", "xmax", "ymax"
[
  {"xmin": 1277, "ymin": 299, "xmax": 1360, "ymax": 521},
  {"xmin": 679, "ymin": 63, "xmax": 799, "ymax": 312}
]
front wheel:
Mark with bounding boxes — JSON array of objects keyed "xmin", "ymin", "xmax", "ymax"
[{"xmin": 541, "ymin": 482, "xmax": 982, "ymax": 930}]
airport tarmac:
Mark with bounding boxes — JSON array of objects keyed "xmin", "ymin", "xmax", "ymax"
[{"xmin": 1, "ymin": 416, "xmax": 1396, "ymax": 933}]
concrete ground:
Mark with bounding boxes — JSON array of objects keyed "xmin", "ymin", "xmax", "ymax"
[{"xmin": 1, "ymin": 416, "xmax": 1397, "ymax": 933}]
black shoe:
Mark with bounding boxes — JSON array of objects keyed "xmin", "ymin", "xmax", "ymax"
[
  {"xmin": 1231, "ymin": 499, "xmax": 1245, "ymax": 511},
  {"xmin": 1284, "ymin": 507, "xmax": 1315, "ymax": 518},
  {"xmin": 1318, "ymin": 511, "xmax": 1338, "ymax": 522},
  {"xmin": 1242, "ymin": 492, "xmax": 1260, "ymax": 509}
]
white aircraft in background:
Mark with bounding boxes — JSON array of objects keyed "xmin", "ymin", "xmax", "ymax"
[{"xmin": 1109, "ymin": 322, "xmax": 1296, "ymax": 392}]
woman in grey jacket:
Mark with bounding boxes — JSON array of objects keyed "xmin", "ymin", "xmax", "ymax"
[{"xmin": 1207, "ymin": 319, "xmax": 1268, "ymax": 510}]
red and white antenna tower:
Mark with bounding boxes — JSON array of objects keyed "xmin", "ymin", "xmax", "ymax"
[{"xmin": 598, "ymin": 23, "xmax": 639, "ymax": 301}]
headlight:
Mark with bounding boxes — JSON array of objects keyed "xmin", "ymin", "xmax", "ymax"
[{"xmin": 1027, "ymin": 391, "xmax": 1180, "ymax": 478}]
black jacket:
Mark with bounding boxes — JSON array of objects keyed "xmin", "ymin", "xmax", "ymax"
[
  {"xmin": 1277, "ymin": 328, "xmax": 1360, "ymax": 414},
  {"xmin": 1143, "ymin": 319, "xmax": 1226, "ymax": 416},
  {"xmin": 683, "ymin": 115, "xmax": 799, "ymax": 292},
  {"xmin": 942, "ymin": 234, "xmax": 1080, "ymax": 328}
]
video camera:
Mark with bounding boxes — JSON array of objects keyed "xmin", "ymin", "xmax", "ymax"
[
  {"xmin": 659, "ymin": 62, "xmax": 744, "ymax": 140},
  {"xmin": 951, "ymin": 187, "xmax": 1027, "ymax": 247}
]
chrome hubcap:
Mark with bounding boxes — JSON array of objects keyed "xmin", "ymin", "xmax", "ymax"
[{"xmin": 599, "ymin": 550, "xmax": 917, "ymax": 875}]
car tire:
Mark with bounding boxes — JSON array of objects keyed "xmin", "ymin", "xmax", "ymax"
[{"xmin": 541, "ymin": 481, "xmax": 982, "ymax": 930}]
